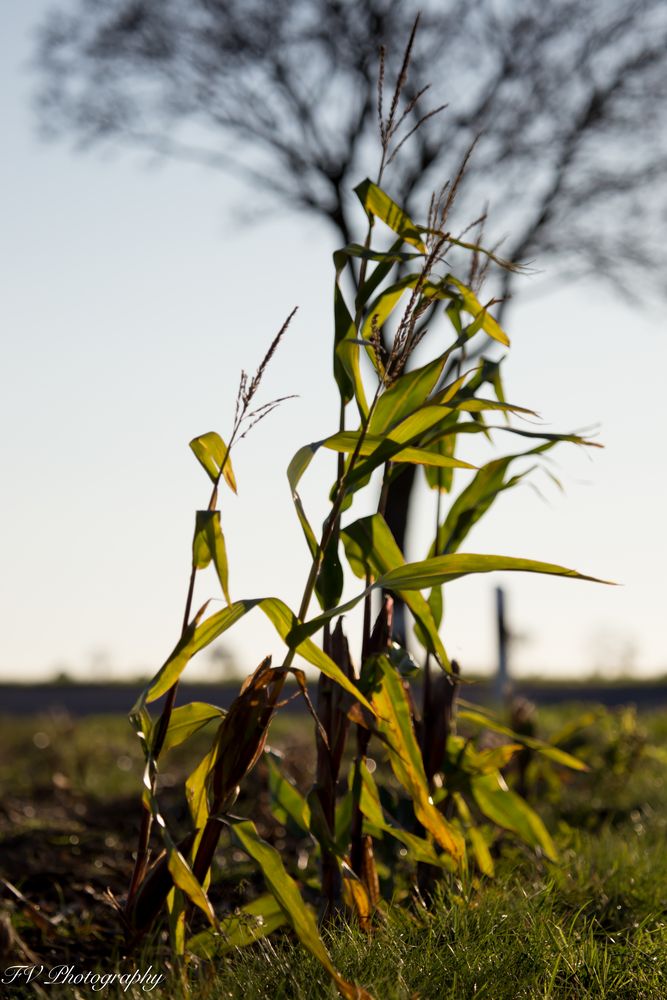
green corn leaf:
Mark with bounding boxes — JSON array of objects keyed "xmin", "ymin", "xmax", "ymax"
[
  {"xmin": 380, "ymin": 553, "xmax": 612, "ymax": 592},
  {"xmin": 192, "ymin": 510, "xmax": 231, "ymax": 604},
  {"xmin": 354, "ymin": 178, "xmax": 426, "ymax": 251},
  {"xmin": 446, "ymin": 277, "xmax": 509, "ymax": 346},
  {"xmin": 428, "ymin": 585, "xmax": 443, "ymax": 629},
  {"xmin": 431, "ymin": 447, "xmax": 554, "ymax": 556},
  {"xmin": 360, "ymin": 273, "xmax": 419, "ymax": 343},
  {"xmin": 447, "ymin": 397, "xmax": 535, "ymax": 417},
  {"xmin": 443, "ymin": 234, "xmax": 519, "ymax": 273},
  {"xmin": 371, "ymin": 656, "xmax": 464, "ymax": 861},
  {"xmin": 369, "ymin": 354, "xmax": 449, "ymax": 435},
  {"xmin": 548, "ymin": 710, "xmax": 599, "ymax": 747},
  {"xmin": 457, "ymin": 708, "xmax": 589, "ymax": 771},
  {"xmin": 139, "ymin": 593, "xmax": 374, "ymax": 713},
  {"xmin": 485, "ymin": 426, "xmax": 602, "ymax": 447},
  {"xmin": 335, "ymin": 789, "xmax": 354, "ymax": 852},
  {"xmin": 323, "ymin": 430, "xmax": 475, "ymax": 471},
  {"xmin": 451, "ymin": 792, "xmax": 494, "ymax": 877},
  {"xmin": 473, "ymin": 744, "xmax": 524, "ymax": 773},
  {"xmin": 333, "ymin": 250, "xmax": 370, "ymax": 417},
  {"xmin": 316, "ymin": 543, "xmax": 345, "ymax": 613},
  {"xmin": 429, "ymin": 421, "xmax": 601, "ymax": 450},
  {"xmin": 286, "ymin": 443, "xmax": 345, "ymax": 608},
  {"xmin": 185, "ymin": 745, "xmax": 217, "ymax": 828},
  {"xmin": 468, "ymin": 827, "xmax": 495, "ymax": 877},
  {"xmin": 424, "ymin": 433, "xmax": 458, "ymax": 493},
  {"xmin": 353, "ymin": 238, "xmax": 409, "ymax": 312},
  {"xmin": 186, "ymin": 894, "xmax": 286, "ymax": 958},
  {"xmin": 341, "ymin": 514, "xmax": 450, "ymax": 668},
  {"xmin": 333, "ymin": 272, "xmax": 356, "ymax": 406},
  {"xmin": 344, "ymin": 400, "xmax": 528, "ymax": 490},
  {"xmin": 355, "ymin": 760, "xmax": 385, "ymax": 828},
  {"xmin": 355, "ymin": 762, "xmax": 453, "ymax": 869},
  {"xmin": 232, "ymin": 820, "xmax": 373, "ymax": 1000},
  {"xmin": 259, "ymin": 597, "xmax": 375, "ymax": 713},
  {"xmin": 340, "ymin": 241, "xmax": 421, "ymax": 266},
  {"xmin": 438, "ymin": 368, "xmax": 476, "ymax": 404},
  {"xmin": 470, "ymin": 772, "xmax": 557, "ymax": 861},
  {"xmin": 286, "ymin": 443, "xmax": 320, "ymax": 558},
  {"xmin": 266, "ymin": 754, "xmax": 311, "ymax": 833},
  {"xmin": 189, "ymin": 431, "xmax": 237, "ymax": 493},
  {"xmin": 165, "ymin": 838, "xmax": 218, "ymax": 927},
  {"xmin": 288, "ymin": 585, "xmax": 375, "ymax": 649},
  {"xmin": 136, "ymin": 768, "xmax": 217, "ymax": 927},
  {"xmin": 380, "ymin": 403, "xmax": 456, "ymax": 442},
  {"xmin": 161, "ymin": 702, "xmax": 225, "ymax": 754},
  {"xmin": 445, "ymin": 734, "xmax": 524, "ymax": 777},
  {"xmin": 144, "ymin": 601, "xmax": 251, "ymax": 703}
]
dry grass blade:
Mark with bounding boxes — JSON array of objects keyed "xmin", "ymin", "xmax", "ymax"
[{"xmin": 0, "ymin": 877, "xmax": 60, "ymax": 936}]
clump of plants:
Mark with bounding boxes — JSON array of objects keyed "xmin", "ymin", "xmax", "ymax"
[{"xmin": 122, "ymin": 24, "xmax": 607, "ymax": 998}]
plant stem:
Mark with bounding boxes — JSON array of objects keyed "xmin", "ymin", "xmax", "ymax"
[{"xmin": 127, "ymin": 442, "xmax": 232, "ymax": 909}]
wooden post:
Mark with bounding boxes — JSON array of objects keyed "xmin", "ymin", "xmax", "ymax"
[{"xmin": 495, "ymin": 586, "xmax": 511, "ymax": 702}]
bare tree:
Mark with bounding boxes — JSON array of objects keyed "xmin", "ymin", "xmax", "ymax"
[
  {"xmin": 32, "ymin": 0, "xmax": 667, "ymax": 633},
  {"xmin": 34, "ymin": 0, "xmax": 667, "ymax": 300}
]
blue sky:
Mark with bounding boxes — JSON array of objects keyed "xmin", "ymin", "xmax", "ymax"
[{"xmin": 1, "ymin": 3, "xmax": 665, "ymax": 682}]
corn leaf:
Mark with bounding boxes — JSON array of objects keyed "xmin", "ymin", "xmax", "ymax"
[
  {"xmin": 356, "ymin": 762, "xmax": 452, "ymax": 869},
  {"xmin": 286, "ymin": 443, "xmax": 320, "ymax": 558},
  {"xmin": 161, "ymin": 702, "xmax": 225, "ymax": 754},
  {"xmin": 371, "ymin": 656, "xmax": 465, "ymax": 861},
  {"xmin": 446, "ymin": 277, "xmax": 509, "ymax": 346},
  {"xmin": 140, "ymin": 593, "xmax": 374, "ymax": 712},
  {"xmin": 468, "ymin": 826, "xmax": 495, "ymax": 877},
  {"xmin": 232, "ymin": 820, "xmax": 373, "ymax": 1000},
  {"xmin": 138, "ymin": 771, "xmax": 217, "ymax": 928},
  {"xmin": 323, "ymin": 431, "xmax": 475, "ymax": 471},
  {"xmin": 431, "ymin": 445, "xmax": 556, "ymax": 556},
  {"xmin": 360, "ymin": 273, "xmax": 418, "ymax": 342},
  {"xmin": 457, "ymin": 708, "xmax": 589, "ymax": 771},
  {"xmin": 185, "ymin": 745, "xmax": 217, "ymax": 828},
  {"xmin": 333, "ymin": 250, "xmax": 370, "ymax": 418},
  {"xmin": 189, "ymin": 431, "xmax": 237, "ymax": 493},
  {"xmin": 354, "ymin": 179, "xmax": 426, "ymax": 252},
  {"xmin": 341, "ymin": 241, "xmax": 421, "ymax": 266},
  {"xmin": 470, "ymin": 772, "xmax": 557, "ymax": 861},
  {"xmin": 370, "ymin": 354, "xmax": 448, "ymax": 435},
  {"xmin": 186, "ymin": 894, "xmax": 286, "ymax": 958},
  {"xmin": 144, "ymin": 601, "xmax": 251, "ymax": 703},
  {"xmin": 286, "ymin": 441, "xmax": 344, "ymax": 609},
  {"xmin": 352, "ymin": 238, "xmax": 411, "ymax": 311},
  {"xmin": 259, "ymin": 597, "xmax": 375, "ymax": 713},
  {"xmin": 423, "ymin": 433, "xmax": 458, "ymax": 493},
  {"xmin": 341, "ymin": 874, "xmax": 373, "ymax": 926},
  {"xmin": 192, "ymin": 510, "xmax": 231, "ymax": 604},
  {"xmin": 266, "ymin": 754, "xmax": 311, "ymax": 833},
  {"xmin": 166, "ymin": 840, "xmax": 217, "ymax": 927},
  {"xmin": 380, "ymin": 553, "xmax": 612, "ymax": 592},
  {"xmin": 343, "ymin": 401, "xmax": 525, "ymax": 491},
  {"xmin": 341, "ymin": 514, "xmax": 450, "ymax": 668},
  {"xmin": 452, "ymin": 792, "xmax": 494, "ymax": 877}
]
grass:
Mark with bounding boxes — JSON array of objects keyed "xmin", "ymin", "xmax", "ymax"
[{"xmin": 1, "ymin": 705, "xmax": 666, "ymax": 998}]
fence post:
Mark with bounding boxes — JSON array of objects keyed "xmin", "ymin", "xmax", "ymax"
[{"xmin": 495, "ymin": 586, "xmax": 511, "ymax": 703}]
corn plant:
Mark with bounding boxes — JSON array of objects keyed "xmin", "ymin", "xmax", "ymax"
[{"xmin": 122, "ymin": 29, "xmax": 609, "ymax": 998}]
